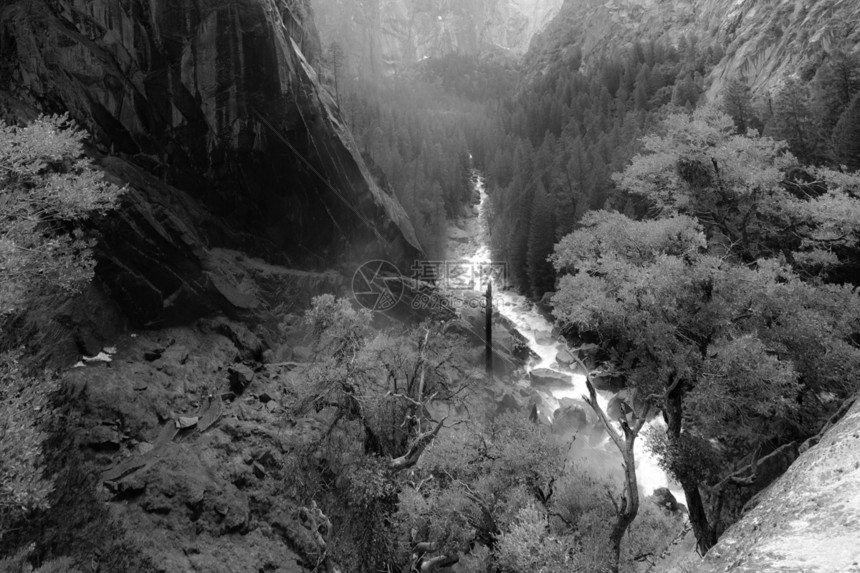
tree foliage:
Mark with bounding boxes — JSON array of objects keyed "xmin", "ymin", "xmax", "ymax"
[
  {"xmin": 290, "ymin": 296, "xmax": 684, "ymax": 571},
  {"xmin": 553, "ymin": 145, "xmax": 860, "ymax": 548},
  {"xmin": 831, "ymin": 93, "xmax": 860, "ymax": 171},
  {"xmin": 614, "ymin": 107, "xmax": 860, "ymax": 276},
  {"xmin": 0, "ymin": 114, "xmax": 123, "ymax": 316},
  {"xmin": 0, "ymin": 353, "xmax": 57, "ymax": 513}
]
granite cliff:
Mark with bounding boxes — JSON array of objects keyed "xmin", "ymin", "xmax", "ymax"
[
  {"xmin": 311, "ymin": 0, "xmax": 563, "ymax": 76},
  {"xmin": 0, "ymin": 0, "xmax": 421, "ymax": 334}
]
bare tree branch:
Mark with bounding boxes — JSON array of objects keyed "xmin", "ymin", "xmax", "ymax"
[{"xmin": 388, "ymin": 417, "xmax": 447, "ymax": 472}]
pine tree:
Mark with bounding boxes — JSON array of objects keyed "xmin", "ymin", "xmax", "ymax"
[
  {"xmin": 526, "ymin": 184, "xmax": 557, "ymax": 298},
  {"xmin": 721, "ymin": 78, "xmax": 757, "ymax": 134},
  {"xmin": 832, "ymin": 93, "xmax": 860, "ymax": 171},
  {"xmin": 326, "ymin": 41, "xmax": 346, "ymax": 108},
  {"xmin": 633, "ymin": 65, "xmax": 652, "ymax": 110},
  {"xmin": 672, "ymin": 73, "xmax": 697, "ymax": 108},
  {"xmin": 768, "ymin": 78, "xmax": 821, "ymax": 164},
  {"xmin": 769, "ymin": 77, "xmax": 823, "ymax": 164},
  {"xmin": 814, "ymin": 50, "xmax": 860, "ymax": 133}
]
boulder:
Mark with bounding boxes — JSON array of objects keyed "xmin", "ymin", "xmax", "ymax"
[
  {"xmin": 496, "ymin": 392, "xmax": 523, "ymax": 416},
  {"xmin": 552, "ymin": 403, "xmax": 589, "ymax": 435},
  {"xmin": 447, "ymin": 226, "xmax": 474, "ymax": 243},
  {"xmin": 592, "ymin": 373, "xmax": 625, "ymax": 392},
  {"xmin": 205, "ymin": 317, "xmax": 264, "ymax": 362},
  {"xmin": 529, "ymin": 368, "xmax": 572, "ymax": 390},
  {"xmin": 82, "ymin": 425, "xmax": 123, "ymax": 452},
  {"xmin": 556, "ymin": 348, "xmax": 574, "ymax": 366},
  {"xmin": 649, "ymin": 487, "xmax": 682, "ymax": 514},
  {"xmin": 534, "ymin": 332, "xmax": 554, "ymax": 346},
  {"xmin": 292, "ymin": 346, "xmax": 313, "ymax": 362},
  {"xmin": 228, "ymin": 364, "xmax": 255, "ymax": 394}
]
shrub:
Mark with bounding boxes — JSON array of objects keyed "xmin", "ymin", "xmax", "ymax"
[
  {"xmin": 1, "ymin": 114, "xmax": 121, "ymax": 551},
  {"xmin": 0, "ymin": 114, "xmax": 123, "ymax": 316},
  {"xmin": 0, "ymin": 353, "xmax": 57, "ymax": 521}
]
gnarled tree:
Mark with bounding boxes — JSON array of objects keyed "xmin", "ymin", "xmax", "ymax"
[{"xmin": 552, "ymin": 211, "xmax": 860, "ymax": 553}]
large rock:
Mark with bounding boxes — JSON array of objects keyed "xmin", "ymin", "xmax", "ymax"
[
  {"xmin": 529, "ymin": 368, "xmax": 572, "ymax": 390},
  {"xmin": 697, "ymin": 396, "xmax": 860, "ymax": 573},
  {"xmin": 0, "ymin": 0, "xmax": 421, "ymax": 326},
  {"xmin": 648, "ymin": 487, "xmax": 685, "ymax": 515},
  {"xmin": 552, "ymin": 401, "xmax": 589, "ymax": 435},
  {"xmin": 555, "ymin": 348, "xmax": 574, "ymax": 366},
  {"xmin": 496, "ymin": 392, "xmax": 524, "ymax": 416}
]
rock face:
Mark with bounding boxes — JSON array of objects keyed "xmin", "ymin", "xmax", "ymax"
[
  {"xmin": 528, "ymin": 0, "xmax": 860, "ymax": 97},
  {"xmin": 704, "ymin": 0, "xmax": 860, "ymax": 97},
  {"xmin": 697, "ymin": 396, "xmax": 860, "ymax": 572},
  {"xmin": 0, "ymin": 0, "xmax": 422, "ymax": 326},
  {"xmin": 312, "ymin": 0, "xmax": 562, "ymax": 75}
]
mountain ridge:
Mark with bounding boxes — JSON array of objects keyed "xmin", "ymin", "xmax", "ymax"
[{"xmin": 527, "ymin": 0, "xmax": 860, "ymax": 97}]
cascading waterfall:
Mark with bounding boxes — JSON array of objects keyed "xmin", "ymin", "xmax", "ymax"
[{"xmin": 449, "ymin": 169, "xmax": 683, "ymax": 502}]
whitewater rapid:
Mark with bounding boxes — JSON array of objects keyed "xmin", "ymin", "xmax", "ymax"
[{"xmin": 449, "ymin": 171, "xmax": 682, "ymax": 500}]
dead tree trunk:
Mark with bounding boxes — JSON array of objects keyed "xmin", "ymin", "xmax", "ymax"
[
  {"xmin": 388, "ymin": 417, "xmax": 446, "ymax": 472},
  {"xmin": 485, "ymin": 282, "xmax": 493, "ymax": 378},
  {"xmin": 573, "ymin": 354, "xmax": 649, "ymax": 573}
]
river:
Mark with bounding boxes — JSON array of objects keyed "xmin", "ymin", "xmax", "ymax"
[{"xmin": 447, "ymin": 170, "xmax": 682, "ymax": 501}]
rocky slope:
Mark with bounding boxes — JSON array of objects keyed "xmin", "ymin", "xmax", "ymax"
[
  {"xmin": 528, "ymin": 0, "xmax": 860, "ymax": 96},
  {"xmin": 311, "ymin": 0, "xmax": 562, "ymax": 76},
  {"xmin": 0, "ymin": 0, "xmax": 421, "ymax": 336},
  {"xmin": 690, "ymin": 396, "xmax": 860, "ymax": 572}
]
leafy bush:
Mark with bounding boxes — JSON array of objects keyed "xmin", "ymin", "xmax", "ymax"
[
  {"xmin": 495, "ymin": 504, "xmax": 574, "ymax": 573},
  {"xmin": 0, "ymin": 114, "xmax": 123, "ymax": 316},
  {"xmin": 0, "ymin": 353, "xmax": 57, "ymax": 524}
]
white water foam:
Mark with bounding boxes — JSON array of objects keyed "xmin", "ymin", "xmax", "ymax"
[{"xmin": 451, "ymin": 171, "xmax": 683, "ymax": 503}]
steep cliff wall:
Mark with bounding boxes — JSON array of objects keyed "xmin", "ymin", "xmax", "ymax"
[
  {"xmin": 0, "ymin": 0, "xmax": 421, "ymax": 329},
  {"xmin": 528, "ymin": 0, "xmax": 860, "ymax": 97},
  {"xmin": 312, "ymin": 0, "xmax": 562, "ymax": 76}
]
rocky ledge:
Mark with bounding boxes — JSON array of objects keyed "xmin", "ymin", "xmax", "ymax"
[{"xmin": 697, "ymin": 396, "xmax": 860, "ymax": 572}]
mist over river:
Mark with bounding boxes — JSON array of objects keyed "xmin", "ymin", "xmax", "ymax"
[{"xmin": 446, "ymin": 170, "xmax": 684, "ymax": 503}]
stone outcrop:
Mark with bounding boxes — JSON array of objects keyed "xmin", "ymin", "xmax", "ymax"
[{"xmin": 0, "ymin": 0, "xmax": 422, "ymax": 328}]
